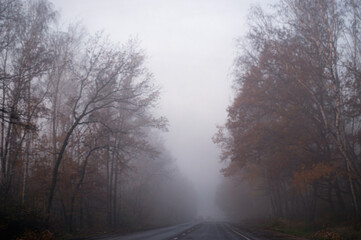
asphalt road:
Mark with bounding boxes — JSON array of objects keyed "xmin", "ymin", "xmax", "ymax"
[
  {"xmin": 170, "ymin": 222, "xmax": 262, "ymax": 240},
  {"xmin": 96, "ymin": 222, "xmax": 263, "ymax": 240}
]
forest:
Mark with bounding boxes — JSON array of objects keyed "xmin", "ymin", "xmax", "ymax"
[
  {"xmin": 0, "ymin": 0, "xmax": 196, "ymax": 239},
  {"xmin": 214, "ymin": 0, "xmax": 361, "ymax": 228},
  {"xmin": 3, "ymin": 0, "xmax": 361, "ymax": 239}
]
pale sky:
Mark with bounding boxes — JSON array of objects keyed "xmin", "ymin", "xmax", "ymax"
[{"xmin": 51, "ymin": 0, "xmax": 273, "ymax": 218}]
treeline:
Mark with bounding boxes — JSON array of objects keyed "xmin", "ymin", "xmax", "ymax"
[
  {"xmin": 214, "ymin": 0, "xmax": 361, "ymax": 222},
  {"xmin": 0, "ymin": 0, "xmax": 195, "ymax": 238}
]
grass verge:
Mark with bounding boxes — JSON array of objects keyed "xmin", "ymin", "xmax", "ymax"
[{"xmin": 263, "ymin": 218, "xmax": 361, "ymax": 240}]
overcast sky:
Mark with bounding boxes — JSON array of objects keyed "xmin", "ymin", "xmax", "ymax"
[{"xmin": 51, "ymin": 0, "xmax": 272, "ymax": 218}]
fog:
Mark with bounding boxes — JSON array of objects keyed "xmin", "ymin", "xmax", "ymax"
[
  {"xmin": 3, "ymin": 1, "xmax": 361, "ymax": 239},
  {"xmin": 48, "ymin": 0, "xmax": 267, "ymax": 220}
]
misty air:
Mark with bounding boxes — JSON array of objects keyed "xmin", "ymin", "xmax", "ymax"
[{"xmin": 0, "ymin": 0, "xmax": 361, "ymax": 240}]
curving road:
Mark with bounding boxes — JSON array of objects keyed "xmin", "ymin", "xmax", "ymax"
[
  {"xmin": 169, "ymin": 222, "xmax": 261, "ymax": 240},
  {"xmin": 95, "ymin": 222, "xmax": 264, "ymax": 240},
  {"xmin": 90, "ymin": 221, "xmax": 309, "ymax": 240}
]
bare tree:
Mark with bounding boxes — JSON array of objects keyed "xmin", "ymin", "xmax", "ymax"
[
  {"xmin": 0, "ymin": 0, "xmax": 56, "ymax": 206},
  {"xmin": 45, "ymin": 34, "xmax": 164, "ymax": 220}
]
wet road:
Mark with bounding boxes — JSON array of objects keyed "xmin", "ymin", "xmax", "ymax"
[
  {"xmin": 169, "ymin": 222, "xmax": 261, "ymax": 240},
  {"xmin": 168, "ymin": 222, "xmax": 309, "ymax": 240},
  {"xmin": 93, "ymin": 222, "xmax": 198, "ymax": 240},
  {"xmin": 97, "ymin": 222, "xmax": 262, "ymax": 240}
]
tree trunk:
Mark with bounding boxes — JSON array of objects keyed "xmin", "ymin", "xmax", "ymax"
[
  {"xmin": 47, "ymin": 121, "xmax": 79, "ymax": 221},
  {"xmin": 113, "ymin": 161, "xmax": 118, "ymax": 226}
]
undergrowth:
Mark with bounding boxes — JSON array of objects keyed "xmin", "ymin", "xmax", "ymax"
[{"xmin": 264, "ymin": 218, "xmax": 361, "ymax": 240}]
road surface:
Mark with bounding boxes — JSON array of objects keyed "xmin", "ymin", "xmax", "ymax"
[
  {"xmin": 94, "ymin": 222, "xmax": 267, "ymax": 240},
  {"xmin": 169, "ymin": 222, "xmax": 261, "ymax": 240}
]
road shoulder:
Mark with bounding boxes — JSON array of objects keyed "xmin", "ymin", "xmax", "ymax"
[{"xmin": 231, "ymin": 223, "xmax": 310, "ymax": 240}]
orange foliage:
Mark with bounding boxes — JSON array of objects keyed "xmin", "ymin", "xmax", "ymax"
[{"xmin": 292, "ymin": 162, "xmax": 337, "ymax": 191}]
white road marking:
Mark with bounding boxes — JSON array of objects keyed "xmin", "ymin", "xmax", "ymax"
[{"xmin": 229, "ymin": 227, "xmax": 253, "ymax": 240}]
